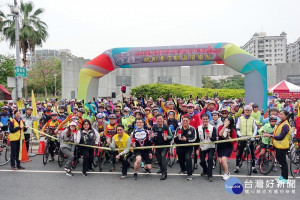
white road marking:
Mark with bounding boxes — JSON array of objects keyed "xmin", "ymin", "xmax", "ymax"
[{"xmin": 0, "ymin": 169, "xmax": 299, "ymax": 179}]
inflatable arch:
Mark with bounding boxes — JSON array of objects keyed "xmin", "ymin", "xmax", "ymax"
[{"xmin": 78, "ymin": 43, "xmax": 267, "ymax": 110}]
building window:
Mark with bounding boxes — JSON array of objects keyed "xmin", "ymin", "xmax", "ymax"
[
  {"xmin": 116, "ymin": 76, "xmax": 132, "ymax": 86},
  {"xmin": 158, "ymin": 76, "xmax": 172, "ymax": 84}
]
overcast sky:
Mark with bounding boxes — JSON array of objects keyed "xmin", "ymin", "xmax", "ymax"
[{"xmin": 0, "ymin": 0, "xmax": 299, "ymax": 60}]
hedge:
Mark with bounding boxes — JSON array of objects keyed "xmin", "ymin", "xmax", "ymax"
[{"xmin": 131, "ymin": 83, "xmax": 245, "ymax": 100}]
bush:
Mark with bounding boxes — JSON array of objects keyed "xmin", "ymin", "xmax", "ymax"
[{"xmin": 131, "ymin": 83, "xmax": 245, "ymax": 100}]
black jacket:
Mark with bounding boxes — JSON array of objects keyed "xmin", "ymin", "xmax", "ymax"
[{"xmin": 174, "ymin": 126, "xmax": 197, "ymax": 150}]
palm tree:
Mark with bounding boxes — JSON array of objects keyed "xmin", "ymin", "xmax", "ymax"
[
  {"xmin": 0, "ymin": 10, "xmax": 4, "ymax": 20},
  {"xmin": 0, "ymin": 10, "xmax": 5, "ymax": 32},
  {"xmin": 2, "ymin": 1, "xmax": 48, "ymax": 98}
]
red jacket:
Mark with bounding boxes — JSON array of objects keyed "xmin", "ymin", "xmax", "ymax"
[{"xmin": 184, "ymin": 113, "xmax": 202, "ymax": 129}]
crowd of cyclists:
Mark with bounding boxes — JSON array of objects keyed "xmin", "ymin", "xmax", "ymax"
[{"xmin": 0, "ymin": 93, "xmax": 300, "ymax": 183}]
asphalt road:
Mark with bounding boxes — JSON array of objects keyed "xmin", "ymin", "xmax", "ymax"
[{"xmin": 0, "ymin": 154, "xmax": 299, "ymax": 200}]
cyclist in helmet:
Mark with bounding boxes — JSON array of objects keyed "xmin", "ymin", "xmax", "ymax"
[
  {"xmin": 42, "ymin": 112, "xmax": 63, "ymax": 162},
  {"xmin": 209, "ymin": 111, "xmax": 223, "ymax": 131},
  {"xmin": 166, "ymin": 110, "xmax": 179, "ymax": 135},
  {"xmin": 250, "ymin": 103, "xmax": 262, "ymax": 127},
  {"xmin": 58, "ymin": 105, "xmax": 68, "ymax": 121},
  {"xmin": 144, "ymin": 107, "xmax": 153, "ymax": 128},
  {"xmin": 129, "ymin": 110, "xmax": 145, "ymax": 132},
  {"xmin": 260, "ymin": 107, "xmax": 280, "ymax": 125},
  {"xmin": 121, "ymin": 107, "xmax": 135, "ymax": 133},
  {"xmin": 220, "ymin": 107, "xmax": 229, "ymax": 122},
  {"xmin": 257, "ymin": 115, "xmax": 277, "ymax": 171},
  {"xmin": 160, "ymin": 99, "xmax": 179, "ymax": 120},
  {"xmin": 114, "ymin": 107, "xmax": 123, "ymax": 124},
  {"xmin": 148, "ymin": 107, "xmax": 160, "ymax": 128},
  {"xmin": 92, "ymin": 113, "xmax": 108, "ymax": 135},
  {"xmin": 0, "ymin": 106, "xmax": 11, "ymax": 133},
  {"xmin": 42, "ymin": 103, "xmax": 53, "ymax": 125},
  {"xmin": 104, "ymin": 114, "xmax": 118, "ymax": 172},
  {"xmin": 234, "ymin": 105, "xmax": 258, "ymax": 174},
  {"xmin": 55, "ymin": 107, "xmax": 85, "ymax": 133}
]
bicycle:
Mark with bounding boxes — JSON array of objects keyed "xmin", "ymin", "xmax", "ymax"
[
  {"xmin": 167, "ymin": 140, "xmax": 176, "ymax": 167},
  {"xmin": 289, "ymin": 138, "xmax": 300, "ymax": 178},
  {"xmin": 43, "ymin": 137, "xmax": 51, "ymax": 165},
  {"xmin": 71, "ymin": 146, "xmax": 81, "ymax": 170},
  {"xmin": 0, "ymin": 127, "xmax": 11, "ymax": 166},
  {"xmin": 259, "ymin": 140, "xmax": 275, "ymax": 175},
  {"xmin": 58, "ymin": 150, "xmax": 65, "ymax": 167},
  {"xmin": 93, "ymin": 141, "xmax": 106, "ymax": 172},
  {"xmin": 236, "ymin": 138, "xmax": 253, "ymax": 176},
  {"xmin": 42, "ymin": 127, "xmax": 59, "ymax": 165},
  {"xmin": 253, "ymin": 137, "xmax": 262, "ymax": 156}
]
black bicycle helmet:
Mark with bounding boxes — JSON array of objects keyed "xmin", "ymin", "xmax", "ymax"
[
  {"xmin": 269, "ymin": 107, "xmax": 279, "ymax": 113},
  {"xmin": 269, "ymin": 115, "xmax": 277, "ymax": 121},
  {"xmin": 78, "ymin": 108, "xmax": 85, "ymax": 114}
]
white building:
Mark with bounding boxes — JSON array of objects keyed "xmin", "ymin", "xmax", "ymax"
[
  {"xmin": 287, "ymin": 37, "xmax": 300, "ymax": 63},
  {"xmin": 26, "ymin": 49, "xmax": 71, "ymax": 68},
  {"xmin": 242, "ymin": 32, "xmax": 287, "ymax": 66}
]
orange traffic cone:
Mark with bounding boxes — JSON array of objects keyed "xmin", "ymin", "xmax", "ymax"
[
  {"xmin": 37, "ymin": 140, "xmax": 45, "ymax": 155},
  {"xmin": 21, "ymin": 141, "xmax": 31, "ymax": 163}
]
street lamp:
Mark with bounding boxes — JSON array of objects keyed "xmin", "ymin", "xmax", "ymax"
[{"xmin": 54, "ymin": 73, "xmax": 57, "ymax": 98}]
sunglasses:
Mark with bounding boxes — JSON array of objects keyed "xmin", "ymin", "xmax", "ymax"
[
  {"xmin": 221, "ymin": 112, "xmax": 227, "ymax": 114},
  {"xmin": 187, "ymin": 107, "xmax": 194, "ymax": 109}
]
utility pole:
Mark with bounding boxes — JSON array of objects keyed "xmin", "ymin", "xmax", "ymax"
[{"xmin": 13, "ymin": 0, "xmax": 22, "ymax": 99}]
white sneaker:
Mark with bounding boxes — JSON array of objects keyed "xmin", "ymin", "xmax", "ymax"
[{"xmin": 223, "ymin": 173, "xmax": 230, "ymax": 181}]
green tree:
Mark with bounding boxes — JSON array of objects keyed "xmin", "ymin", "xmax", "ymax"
[
  {"xmin": 27, "ymin": 58, "xmax": 61, "ymax": 97},
  {"xmin": 202, "ymin": 75, "xmax": 244, "ymax": 89},
  {"xmin": 0, "ymin": 55, "xmax": 15, "ymax": 87},
  {"xmin": 202, "ymin": 77, "xmax": 219, "ymax": 88},
  {"xmin": 222, "ymin": 75, "xmax": 244, "ymax": 89},
  {"xmin": 2, "ymin": 1, "xmax": 48, "ymax": 98}
]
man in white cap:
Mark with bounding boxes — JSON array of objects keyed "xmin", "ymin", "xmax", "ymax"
[
  {"xmin": 234, "ymin": 105, "xmax": 258, "ymax": 174},
  {"xmin": 22, "ymin": 107, "xmax": 39, "ymax": 152}
]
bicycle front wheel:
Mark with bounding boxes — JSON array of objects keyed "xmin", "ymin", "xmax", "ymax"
[
  {"xmin": 92, "ymin": 148, "xmax": 99, "ymax": 167},
  {"xmin": 58, "ymin": 153, "xmax": 64, "ymax": 167},
  {"xmin": 167, "ymin": 147, "xmax": 176, "ymax": 167},
  {"xmin": 0, "ymin": 145, "xmax": 11, "ymax": 166},
  {"xmin": 259, "ymin": 152, "xmax": 275, "ymax": 175},
  {"xmin": 43, "ymin": 143, "xmax": 50, "ymax": 165},
  {"xmin": 290, "ymin": 147, "xmax": 300, "ymax": 178},
  {"xmin": 246, "ymin": 149, "xmax": 252, "ymax": 176}
]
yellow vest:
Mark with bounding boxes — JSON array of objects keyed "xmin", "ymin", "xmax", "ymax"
[
  {"xmin": 272, "ymin": 120, "xmax": 291, "ymax": 149},
  {"xmin": 8, "ymin": 118, "xmax": 25, "ymax": 141},
  {"xmin": 240, "ymin": 116, "xmax": 255, "ymax": 136},
  {"xmin": 113, "ymin": 133, "xmax": 131, "ymax": 154}
]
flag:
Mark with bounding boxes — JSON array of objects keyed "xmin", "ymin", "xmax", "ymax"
[
  {"xmin": 67, "ymin": 104, "xmax": 71, "ymax": 115},
  {"xmin": 16, "ymin": 99, "xmax": 25, "ymax": 110},
  {"xmin": 31, "ymin": 90, "xmax": 40, "ymax": 139}
]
